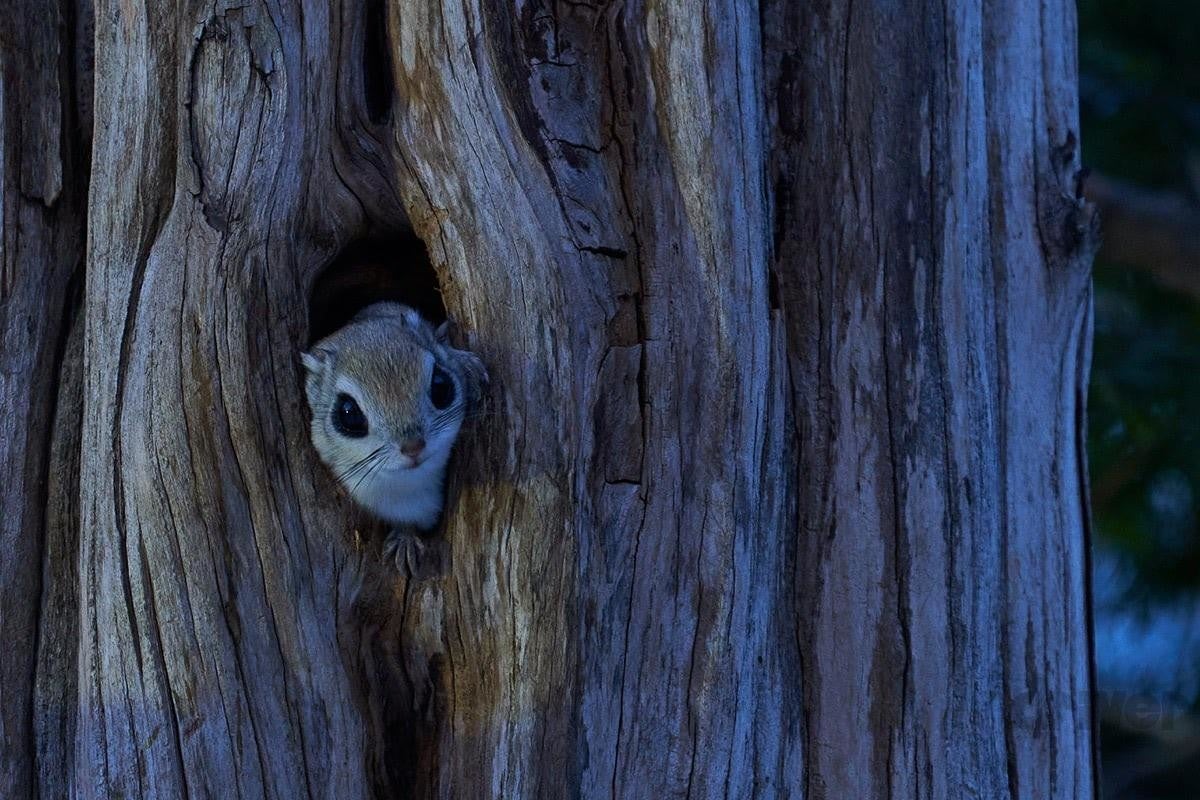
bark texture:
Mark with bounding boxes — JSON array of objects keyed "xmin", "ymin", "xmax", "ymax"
[
  {"xmin": 0, "ymin": 0, "xmax": 1097, "ymax": 798},
  {"xmin": 0, "ymin": 1, "xmax": 89, "ymax": 796}
]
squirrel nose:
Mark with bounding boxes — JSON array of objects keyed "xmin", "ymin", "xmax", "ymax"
[{"xmin": 399, "ymin": 437, "xmax": 426, "ymax": 458}]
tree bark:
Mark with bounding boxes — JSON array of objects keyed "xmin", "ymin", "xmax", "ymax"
[
  {"xmin": 0, "ymin": 2, "xmax": 89, "ymax": 797},
  {"xmin": 0, "ymin": 1, "xmax": 1098, "ymax": 798}
]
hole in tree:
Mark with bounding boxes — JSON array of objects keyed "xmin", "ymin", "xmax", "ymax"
[
  {"xmin": 308, "ymin": 231, "xmax": 445, "ymax": 345},
  {"xmin": 362, "ymin": 0, "xmax": 395, "ymax": 124},
  {"xmin": 311, "ymin": 234, "xmax": 453, "ymax": 795}
]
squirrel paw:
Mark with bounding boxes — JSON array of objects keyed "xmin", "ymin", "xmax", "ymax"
[
  {"xmin": 382, "ymin": 526, "xmax": 448, "ymax": 579},
  {"xmin": 381, "ymin": 527, "xmax": 408, "ymax": 571}
]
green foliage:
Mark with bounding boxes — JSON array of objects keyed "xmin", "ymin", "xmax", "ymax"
[
  {"xmin": 1079, "ymin": 0, "xmax": 1200, "ymax": 189},
  {"xmin": 1091, "ymin": 261, "xmax": 1200, "ymax": 599},
  {"xmin": 1080, "ymin": 0, "xmax": 1200, "ymax": 604}
]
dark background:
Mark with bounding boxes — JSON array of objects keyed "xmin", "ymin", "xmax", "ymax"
[{"xmin": 1081, "ymin": 1, "xmax": 1200, "ymax": 795}]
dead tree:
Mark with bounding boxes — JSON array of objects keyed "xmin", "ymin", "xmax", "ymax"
[{"xmin": 0, "ymin": 0, "xmax": 1098, "ymax": 797}]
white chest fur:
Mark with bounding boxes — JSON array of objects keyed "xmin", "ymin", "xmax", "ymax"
[{"xmin": 351, "ymin": 446, "xmax": 452, "ymax": 530}]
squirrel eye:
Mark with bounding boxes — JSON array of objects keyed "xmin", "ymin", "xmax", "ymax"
[
  {"xmin": 430, "ymin": 365, "xmax": 455, "ymax": 410},
  {"xmin": 332, "ymin": 393, "xmax": 368, "ymax": 438}
]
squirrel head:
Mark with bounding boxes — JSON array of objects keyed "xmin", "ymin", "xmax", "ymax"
[{"xmin": 300, "ymin": 302, "xmax": 487, "ymax": 526}]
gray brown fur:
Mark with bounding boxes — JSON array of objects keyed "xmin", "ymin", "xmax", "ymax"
[{"xmin": 301, "ymin": 302, "xmax": 487, "ymax": 536}]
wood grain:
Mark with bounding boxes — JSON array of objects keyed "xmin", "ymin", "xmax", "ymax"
[
  {"xmin": 0, "ymin": 0, "xmax": 1098, "ymax": 797},
  {"xmin": 0, "ymin": 2, "xmax": 88, "ymax": 797}
]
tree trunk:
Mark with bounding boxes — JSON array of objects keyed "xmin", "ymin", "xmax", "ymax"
[
  {"xmin": 0, "ymin": 2, "xmax": 90, "ymax": 796},
  {"xmin": 0, "ymin": 0, "xmax": 1098, "ymax": 798}
]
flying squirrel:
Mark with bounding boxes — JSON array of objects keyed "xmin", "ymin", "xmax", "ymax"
[{"xmin": 301, "ymin": 302, "xmax": 487, "ymax": 559}]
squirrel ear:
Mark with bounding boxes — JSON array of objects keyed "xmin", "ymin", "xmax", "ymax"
[
  {"xmin": 435, "ymin": 320, "xmax": 452, "ymax": 343},
  {"xmin": 300, "ymin": 347, "xmax": 332, "ymax": 374}
]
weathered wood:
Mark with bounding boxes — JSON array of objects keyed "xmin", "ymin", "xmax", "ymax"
[
  {"xmin": 0, "ymin": 0, "xmax": 1097, "ymax": 797},
  {"xmin": 34, "ymin": 289, "xmax": 85, "ymax": 800},
  {"xmin": 765, "ymin": 1, "xmax": 1099, "ymax": 795},
  {"xmin": 385, "ymin": 2, "xmax": 795, "ymax": 795},
  {"xmin": 0, "ymin": 2, "xmax": 89, "ymax": 797},
  {"xmin": 72, "ymin": 2, "xmax": 393, "ymax": 797}
]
